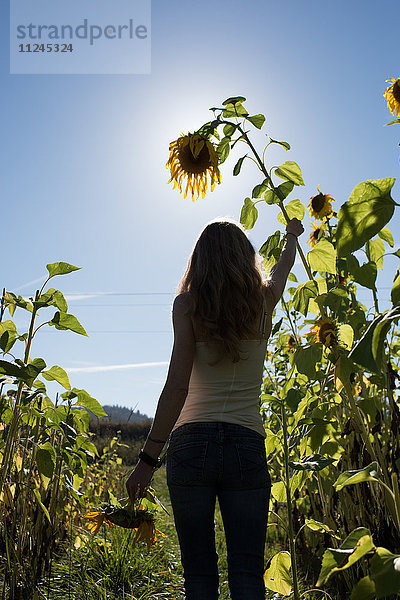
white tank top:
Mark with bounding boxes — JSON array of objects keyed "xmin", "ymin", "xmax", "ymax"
[{"xmin": 172, "ymin": 301, "xmax": 268, "ymax": 438}]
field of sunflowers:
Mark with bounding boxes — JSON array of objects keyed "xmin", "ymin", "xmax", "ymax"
[{"xmin": 1, "ymin": 78, "xmax": 400, "ymax": 599}]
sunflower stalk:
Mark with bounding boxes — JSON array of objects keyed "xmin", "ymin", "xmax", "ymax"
[
  {"xmin": 343, "ymin": 382, "xmax": 400, "ymax": 533},
  {"xmin": 0, "ymin": 290, "xmax": 40, "ymax": 499},
  {"xmin": 365, "ymin": 242, "xmax": 380, "ymax": 315},
  {"xmin": 281, "ymin": 399, "xmax": 300, "ymax": 600},
  {"xmin": 234, "ymin": 124, "xmax": 314, "ymax": 281}
]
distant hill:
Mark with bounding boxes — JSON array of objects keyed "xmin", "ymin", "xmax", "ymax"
[{"xmin": 92, "ymin": 404, "xmax": 150, "ymax": 423}]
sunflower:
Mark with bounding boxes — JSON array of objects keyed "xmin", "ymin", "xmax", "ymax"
[
  {"xmin": 308, "ymin": 222, "xmax": 325, "ymax": 248},
  {"xmin": 383, "ymin": 78, "xmax": 400, "ymax": 116},
  {"xmin": 306, "ymin": 318, "xmax": 338, "ymax": 349},
  {"xmin": 84, "ymin": 503, "xmax": 165, "ymax": 551},
  {"xmin": 308, "ymin": 185, "xmax": 335, "ymax": 220},
  {"xmin": 83, "ymin": 511, "xmax": 115, "ymax": 535},
  {"xmin": 133, "ymin": 519, "xmax": 166, "ymax": 553},
  {"xmin": 166, "ymin": 133, "xmax": 221, "ymax": 201},
  {"xmin": 287, "ymin": 334, "xmax": 301, "ymax": 350}
]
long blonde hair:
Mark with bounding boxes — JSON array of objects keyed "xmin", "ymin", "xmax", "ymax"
[{"xmin": 178, "ymin": 220, "xmax": 265, "ymax": 362}]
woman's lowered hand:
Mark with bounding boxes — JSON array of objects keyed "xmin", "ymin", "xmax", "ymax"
[{"xmin": 126, "ymin": 461, "xmax": 154, "ymax": 505}]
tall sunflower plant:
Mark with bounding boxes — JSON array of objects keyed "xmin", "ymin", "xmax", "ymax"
[{"xmin": 167, "ymin": 92, "xmax": 400, "ymax": 599}]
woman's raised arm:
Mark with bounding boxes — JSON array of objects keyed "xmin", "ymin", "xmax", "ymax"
[{"xmin": 265, "ymin": 218, "xmax": 304, "ymax": 308}]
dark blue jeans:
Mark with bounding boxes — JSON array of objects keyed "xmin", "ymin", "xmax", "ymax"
[{"xmin": 166, "ymin": 422, "xmax": 271, "ymax": 600}]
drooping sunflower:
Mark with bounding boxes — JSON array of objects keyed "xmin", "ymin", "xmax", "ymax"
[
  {"xmin": 308, "ymin": 185, "xmax": 335, "ymax": 220},
  {"xmin": 84, "ymin": 511, "xmax": 116, "ymax": 535},
  {"xmin": 383, "ymin": 78, "xmax": 400, "ymax": 117},
  {"xmin": 306, "ymin": 318, "xmax": 338, "ymax": 349},
  {"xmin": 166, "ymin": 133, "xmax": 221, "ymax": 201},
  {"xmin": 133, "ymin": 518, "xmax": 165, "ymax": 552},
  {"xmin": 287, "ymin": 334, "xmax": 301, "ymax": 350},
  {"xmin": 308, "ymin": 222, "xmax": 325, "ymax": 248},
  {"xmin": 84, "ymin": 503, "xmax": 164, "ymax": 551}
]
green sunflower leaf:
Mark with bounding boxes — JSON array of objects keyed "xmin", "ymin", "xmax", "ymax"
[
  {"xmin": 316, "ymin": 528, "xmax": 375, "ymax": 586},
  {"xmin": 367, "ymin": 239, "xmax": 385, "ymax": 269},
  {"xmin": 264, "ymin": 551, "xmax": 292, "ymax": 596},
  {"xmin": 277, "ymin": 199, "xmax": 305, "ymax": 225},
  {"xmin": 307, "ymin": 239, "xmax": 337, "ymax": 274},
  {"xmin": 349, "ymin": 304, "xmax": 400, "ymax": 372},
  {"xmin": 274, "ymin": 161, "xmax": 305, "ymax": 186},
  {"xmin": 240, "ymin": 198, "xmax": 258, "ymax": 230},
  {"xmin": 222, "ymin": 103, "xmax": 248, "ymax": 118},
  {"xmin": 252, "ymin": 179, "xmax": 269, "ymax": 199},
  {"xmin": 292, "ymin": 280, "xmax": 319, "ymax": 316},
  {"xmin": 289, "ymin": 454, "xmax": 334, "ymax": 471},
  {"xmin": 347, "ymin": 255, "xmax": 377, "ymax": 290},
  {"xmin": 233, "ymin": 155, "xmax": 247, "ymax": 176},
  {"xmin": 334, "ymin": 462, "xmax": 379, "ymax": 491},
  {"xmin": 36, "ymin": 444, "xmax": 56, "ymax": 479},
  {"xmin": 305, "ymin": 519, "xmax": 339, "ymax": 538},
  {"xmin": 35, "ymin": 288, "xmax": 68, "ymax": 312},
  {"xmin": 336, "ymin": 178, "xmax": 396, "ymax": 258},
  {"xmin": 0, "ymin": 321, "xmax": 18, "ymax": 353},
  {"xmin": 246, "ymin": 114, "xmax": 265, "ymax": 129},
  {"xmin": 264, "ymin": 182, "xmax": 294, "ymax": 205},
  {"xmin": 69, "ymin": 388, "xmax": 107, "ymax": 417},
  {"xmin": 223, "ymin": 123, "xmax": 237, "ymax": 137},
  {"xmin": 222, "ymin": 96, "xmax": 246, "ymax": 106},
  {"xmin": 259, "ymin": 231, "xmax": 283, "ymax": 264},
  {"xmin": 42, "ymin": 365, "xmax": 71, "ymax": 390},
  {"xmin": 46, "ymin": 262, "xmax": 80, "ymax": 278},
  {"xmin": 370, "ymin": 547, "xmax": 400, "ymax": 597},
  {"xmin": 216, "ymin": 136, "xmax": 230, "ymax": 163},
  {"xmin": 33, "ymin": 488, "xmax": 52, "ymax": 524},
  {"xmin": 350, "ymin": 576, "xmax": 376, "ymax": 600},
  {"xmin": 378, "ymin": 226, "xmax": 394, "ymax": 247},
  {"xmin": 49, "ymin": 312, "xmax": 88, "ymax": 336},
  {"xmin": 293, "ymin": 344, "xmax": 323, "ymax": 378},
  {"xmin": 270, "ymin": 139, "xmax": 291, "ymax": 151}
]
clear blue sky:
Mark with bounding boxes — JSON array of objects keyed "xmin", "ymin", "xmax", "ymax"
[{"xmin": 1, "ymin": 0, "xmax": 399, "ymax": 417}]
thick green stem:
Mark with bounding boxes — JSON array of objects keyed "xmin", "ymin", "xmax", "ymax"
[
  {"xmin": 365, "ymin": 243, "xmax": 379, "ymax": 315},
  {"xmin": 344, "ymin": 384, "xmax": 400, "ymax": 532},
  {"xmin": 0, "ymin": 291, "xmax": 40, "ymax": 497},
  {"xmin": 0, "ymin": 288, "xmax": 6, "ymax": 324},
  {"xmin": 391, "ymin": 473, "xmax": 400, "ymax": 529},
  {"xmin": 236, "ymin": 125, "xmax": 314, "ymax": 282},
  {"xmin": 281, "ymin": 401, "xmax": 300, "ymax": 600}
]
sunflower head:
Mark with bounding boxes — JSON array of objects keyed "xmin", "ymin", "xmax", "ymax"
[
  {"xmin": 308, "ymin": 222, "xmax": 325, "ymax": 248},
  {"xmin": 287, "ymin": 334, "xmax": 301, "ymax": 350},
  {"xmin": 166, "ymin": 133, "xmax": 221, "ymax": 201},
  {"xmin": 308, "ymin": 186, "xmax": 335, "ymax": 220},
  {"xmin": 306, "ymin": 318, "xmax": 338, "ymax": 349},
  {"xmin": 84, "ymin": 503, "xmax": 165, "ymax": 550},
  {"xmin": 133, "ymin": 519, "xmax": 166, "ymax": 553},
  {"xmin": 84, "ymin": 511, "xmax": 115, "ymax": 535},
  {"xmin": 384, "ymin": 78, "xmax": 400, "ymax": 117}
]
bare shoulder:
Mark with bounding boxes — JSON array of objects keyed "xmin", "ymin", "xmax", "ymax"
[{"xmin": 173, "ymin": 292, "xmax": 192, "ymax": 315}]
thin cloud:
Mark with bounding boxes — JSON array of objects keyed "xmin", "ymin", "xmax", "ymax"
[
  {"xmin": 65, "ymin": 361, "xmax": 169, "ymax": 374},
  {"xmin": 14, "ymin": 276, "xmax": 47, "ymax": 292},
  {"xmin": 64, "ymin": 294, "xmax": 100, "ymax": 301}
]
